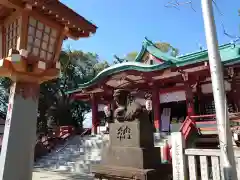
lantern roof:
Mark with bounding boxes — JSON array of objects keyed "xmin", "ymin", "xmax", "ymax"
[{"xmin": 0, "ymin": 0, "xmax": 97, "ymax": 39}]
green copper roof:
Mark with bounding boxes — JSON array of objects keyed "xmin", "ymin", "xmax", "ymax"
[
  {"xmin": 67, "ymin": 62, "xmax": 173, "ymax": 94},
  {"xmin": 136, "ymin": 37, "xmax": 240, "ymax": 67},
  {"xmin": 67, "ymin": 39, "xmax": 240, "ymax": 94},
  {"xmin": 134, "ymin": 37, "xmax": 179, "ymax": 63},
  {"xmin": 176, "ymin": 43, "xmax": 240, "ymax": 66}
]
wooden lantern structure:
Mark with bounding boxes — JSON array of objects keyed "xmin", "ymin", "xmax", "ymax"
[
  {"xmin": 0, "ymin": 1, "xmax": 97, "ymax": 180},
  {"xmin": 0, "ymin": 0, "xmax": 97, "ymax": 83}
]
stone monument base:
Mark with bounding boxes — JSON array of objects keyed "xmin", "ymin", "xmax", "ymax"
[
  {"xmin": 93, "ymin": 89, "xmax": 173, "ymax": 179},
  {"xmin": 92, "ymin": 164, "xmax": 172, "ymax": 180}
]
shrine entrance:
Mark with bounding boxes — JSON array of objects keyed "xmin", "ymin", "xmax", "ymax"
[{"xmin": 67, "ymin": 38, "xmax": 240, "ymax": 145}]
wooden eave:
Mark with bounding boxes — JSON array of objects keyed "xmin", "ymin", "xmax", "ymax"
[
  {"xmin": 0, "ymin": 5, "xmax": 13, "ymax": 21},
  {"xmin": 0, "ymin": 0, "xmax": 97, "ymax": 39},
  {"xmin": 70, "ymin": 62, "xmax": 210, "ymax": 102}
]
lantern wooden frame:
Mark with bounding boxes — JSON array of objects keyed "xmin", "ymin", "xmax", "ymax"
[{"xmin": 0, "ymin": 0, "xmax": 97, "ymax": 83}]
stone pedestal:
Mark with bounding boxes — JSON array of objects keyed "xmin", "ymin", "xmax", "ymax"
[
  {"xmin": 92, "ymin": 114, "xmax": 172, "ymax": 180},
  {"xmin": 0, "ymin": 82, "xmax": 39, "ymax": 180}
]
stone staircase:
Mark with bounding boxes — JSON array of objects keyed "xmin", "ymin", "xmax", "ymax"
[
  {"xmin": 33, "ymin": 134, "xmax": 109, "ymax": 178},
  {"xmin": 33, "ymin": 133, "xmax": 170, "ymax": 179}
]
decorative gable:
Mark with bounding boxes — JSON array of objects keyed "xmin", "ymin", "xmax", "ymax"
[{"xmin": 142, "ymin": 53, "xmax": 165, "ymax": 65}]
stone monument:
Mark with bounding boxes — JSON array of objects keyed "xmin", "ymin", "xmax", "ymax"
[{"xmin": 92, "ymin": 89, "xmax": 172, "ymax": 180}]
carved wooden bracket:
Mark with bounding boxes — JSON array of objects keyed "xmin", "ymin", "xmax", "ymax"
[
  {"xmin": 227, "ymin": 67, "xmax": 235, "ymax": 78},
  {"xmin": 178, "ymin": 70, "xmax": 189, "ymax": 82}
]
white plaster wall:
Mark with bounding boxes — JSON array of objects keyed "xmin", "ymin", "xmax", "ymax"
[
  {"xmin": 201, "ymin": 80, "xmax": 231, "ymax": 94},
  {"xmin": 135, "ymin": 98, "xmax": 146, "ymax": 106},
  {"xmin": 160, "ymin": 91, "xmax": 186, "ymax": 103},
  {"xmin": 145, "ymin": 57, "xmax": 160, "ymax": 65},
  {"xmin": 98, "ymin": 104, "xmax": 105, "ymax": 111},
  {"xmin": 145, "ymin": 54, "xmax": 164, "ymax": 65}
]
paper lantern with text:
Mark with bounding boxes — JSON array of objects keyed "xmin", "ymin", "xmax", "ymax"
[
  {"xmin": 103, "ymin": 105, "xmax": 111, "ymax": 118},
  {"xmin": 145, "ymin": 99, "xmax": 152, "ymax": 111}
]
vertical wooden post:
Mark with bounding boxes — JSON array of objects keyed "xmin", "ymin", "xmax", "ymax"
[
  {"xmin": 182, "ymin": 72, "xmax": 195, "ymax": 117},
  {"xmin": 230, "ymin": 71, "xmax": 240, "ymax": 112},
  {"xmin": 186, "ymin": 83, "xmax": 195, "ymax": 116},
  {"xmin": 152, "ymin": 87, "xmax": 160, "ymax": 132},
  {"xmin": 91, "ymin": 94, "xmax": 98, "ymax": 135},
  {"xmin": 231, "ymin": 77, "xmax": 238, "ymax": 112},
  {"xmin": 196, "ymin": 83, "xmax": 203, "ymax": 114},
  {"xmin": 171, "ymin": 132, "xmax": 186, "ymax": 180},
  {"xmin": 227, "ymin": 67, "xmax": 239, "ymax": 112}
]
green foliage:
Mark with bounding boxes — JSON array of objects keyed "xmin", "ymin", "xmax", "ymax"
[
  {"xmin": 154, "ymin": 42, "xmax": 179, "ymax": 57},
  {"xmin": 0, "ymin": 49, "xmax": 110, "ymax": 133},
  {"xmin": 125, "ymin": 51, "xmax": 138, "ymax": 61},
  {"xmin": 0, "ymin": 78, "xmax": 12, "ymax": 114},
  {"xmin": 37, "ymin": 49, "xmax": 110, "ymax": 132}
]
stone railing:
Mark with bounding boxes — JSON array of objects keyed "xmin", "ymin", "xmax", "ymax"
[{"xmin": 171, "ymin": 132, "xmax": 240, "ymax": 180}]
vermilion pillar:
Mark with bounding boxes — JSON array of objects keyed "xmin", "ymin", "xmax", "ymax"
[
  {"xmin": 231, "ymin": 76, "xmax": 240, "ymax": 112},
  {"xmin": 152, "ymin": 88, "xmax": 160, "ymax": 132},
  {"xmin": 91, "ymin": 94, "xmax": 98, "ymax": 134},
  {"xmin": 196, "ymin": 83, "xmax": 203, "ymax": 114},
  {"xmin": 185, "ymin": 83, "xmax": 195, "ymax": 116}
]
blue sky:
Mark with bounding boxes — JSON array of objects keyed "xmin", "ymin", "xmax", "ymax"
[{"xmin": 61, "ymin": 0, "xmax": 240, "ymax": 64}]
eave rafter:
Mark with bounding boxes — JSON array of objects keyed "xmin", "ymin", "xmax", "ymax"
[
  {"xmin": 70, "ymin": 63, "xmax": 210, "ymax": 99},
  {"xmin": 99, "ymin": 84, "xmax": 114, "ymax": 92},
  {"xmin": 0, "ymin": 0, "xmax": 97, "ymax": 39},
  {"xmin": 1, "ymin": 0, "xmax": 23, "ymax": 10}
]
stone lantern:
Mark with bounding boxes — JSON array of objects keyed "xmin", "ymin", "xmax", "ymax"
[{"xmin": 0, "ymin": 1, "xmax": 97, "ymax": 180}]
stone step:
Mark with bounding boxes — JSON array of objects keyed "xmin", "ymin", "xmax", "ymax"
[
  {"xmin": 34, "ymin": 134, "xmax": 106, "ymax": 174},
  {"xmin": 32, "ymin": 170, "xmax": 94, "ymax": 180},
  {"xmin": 36, "ymin": 157, "xmax": 102, "ymax": 166}
]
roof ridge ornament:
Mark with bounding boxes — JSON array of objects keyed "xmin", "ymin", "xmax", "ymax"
[
  {"xmin": 230, "ymin": 40, "xmax": 236, "ymax": 48},
  {"xmin": 113, "ymin": 55, "xmax": 127, "ymax": 63},
  {"xmin": 144, "ymin": 36, "xmax": 154, "ymax": 46}
]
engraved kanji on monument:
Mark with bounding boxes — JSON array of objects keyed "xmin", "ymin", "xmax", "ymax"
[{"xmin": 117, "ymin": 125, "xmax": 131, "ymax": 140}]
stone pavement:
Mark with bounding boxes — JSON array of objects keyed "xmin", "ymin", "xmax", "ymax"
[{"xmin": 32, "ymin": 170, "xmax": 94, "ymax": 180}]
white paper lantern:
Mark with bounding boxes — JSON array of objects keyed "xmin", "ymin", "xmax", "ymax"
[
  {"xmin": 145, "ymin": 100, "xmax": 152, "ymax": 111},
  {"xmin": 103, "ymin": 105, "xmax": 111, "ymax": 117}
]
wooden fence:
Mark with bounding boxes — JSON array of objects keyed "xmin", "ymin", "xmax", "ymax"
[{"xmin": 171, "ymin": 132, "xmax": 240, "ymax": 180}]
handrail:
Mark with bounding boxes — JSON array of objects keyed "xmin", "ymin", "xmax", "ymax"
[
  {"xmin": 190, "ymin": 112, "xmax": 240, "ymax": 119},
  {"xmin": 179, "ymin": 116, "xmax": 199, "ymax": 140},
  {"xmin": 36, "ymin": 126, "xmax": 74, "ymax": 145},
  {"xmin": 180, "ymin": 113, "xmax": 240, "ymax": 140},
  {"xmin": 55, "ymin": 123, "xmax": 100, "ymax": 154}
]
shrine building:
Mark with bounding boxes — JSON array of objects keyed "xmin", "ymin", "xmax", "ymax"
[{"xmin": 67, "ymin": 38, "xmax": 240, "ymax": 141}]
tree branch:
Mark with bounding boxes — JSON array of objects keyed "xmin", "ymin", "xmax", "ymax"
[
  {"xmin": 222, "ymin": 23, "xmax": 240, "ymax": 44},
  {"xmin": 165, "ymin": 0, "xmax": 196, "ymax": 11}
]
